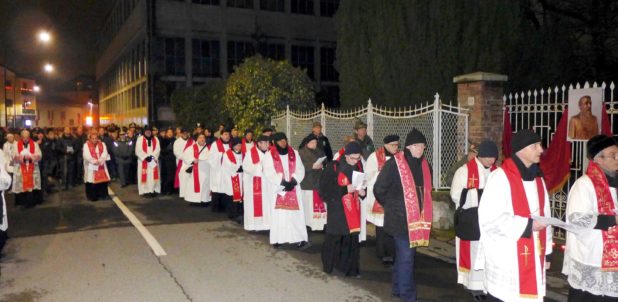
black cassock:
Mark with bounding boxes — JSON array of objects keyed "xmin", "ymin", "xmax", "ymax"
[{"xmin": 319, "ymin": 160, "xmax": 364, "ymax": 277}]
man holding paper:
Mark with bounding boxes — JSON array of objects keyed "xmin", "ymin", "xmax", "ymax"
[
  {"xmin": 450, "ymin": 140, "xmax": 498, "ymax": 300},
  {"xmin": 83, "ymin": 132, "xmax": 111, "ymax": 201},
  {"xmin": 135, "ymin": 125, "xmax": 161, "ymax": 197},
  {"xmin": 299, "ymin": 134, "xmax": 327, "ymax": 231},
  {"xmin": 478, "ymin": 129, "xmax": 552, "ymax": 302},
  {"xmin": 563, "ymin": 134, "xmax": 618, "ymax": 301},
  {"xmin": 319, "ymin": 141, "xmax": 366, "ymax": 277},
  {"xmin": 262, "ymin": 132, "xmax": 308, "ymax": 249},
  {"xmin": 373, "ymin": 128, "xmax": 433, "ymax": 301}
]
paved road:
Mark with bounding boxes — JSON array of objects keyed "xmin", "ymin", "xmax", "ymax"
[{"xmin": 0, "ymin": 183, "xmax": 551, "ymax": 301}]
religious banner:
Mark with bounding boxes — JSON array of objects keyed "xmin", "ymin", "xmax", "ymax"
[
  {"xmin": 540, "ymin": 108, "xmax": 571, "ymax": 194},
  {"xmin": 567, "ymin": 88, "xmax": 603, "ymax": 141}
]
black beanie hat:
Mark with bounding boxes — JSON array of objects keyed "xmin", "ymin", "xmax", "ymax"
[
  {"xmin": 257, "ymin": 135, "xmax": 270, "ymax": 142},
  {"xmin": 587, "ymin": 135, "xmax": 616, "ymax": 159},
  {"xmin": 383, "ymin": 134, "xmax": 400, "ymax": 144},
  {"xmin": 230, "ymin": 137, "xmax": 242, "ymax": 147},
  {"xmin": 344, "ymin": 142, "xmax": 362, "ymax": 155},
  {"xmin": 404, "ymin": 128, "xmax": 427, "ymax": 146},
  {"xmin": 511, "ymin": 129, "xmax": 541, "ymax": 153},
  {"xmin": 478, "ymin": 140, "xmax": 499, "ymax": 158},
  {"xmin": 272, "ymin": 132, "xmax": 287, "ymax": 142}
]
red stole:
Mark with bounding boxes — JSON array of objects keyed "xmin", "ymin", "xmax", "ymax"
[
  {"xmin": 459, "ymin": 159, "xmax": 497, "ymax": 272},
  {"xmin": 502, "ymin": 158, "xmax": 547, "ymax": 298},
  {"xmin": 393, "ymin": 152, "xmax": 433, "ymax": 247},
  {"xmin": 270, "ymin": 146, "xmax": 299, "ymax": 210},
  {"xmin": 241, "ymin": 138, "xmax": 252, "ymax": 158},
  {"xmin": 336, "ymin": 147, "xmax": 344, "ymax": 160},
  {"xmin": 174, "ymin": 138, "xmax": 194, "ymax": 188},
  {"xmin": 226, "ymin": 149, "xmax": 243, "ymax": 202},
  {"xmin": 372, "ymin": 147, "xmax": 387, "ymax": 214},
  {"xmin": 141, "ymin": 137, "xmax": 159, "ymax": 183},
  {"xmin": 586, "ymin": 162, "xmax": 618, "ymax": 271},
  {"xmin": 251, "ymin": 146, "xmax": 263, "ymax": 217},
  {"xmin": 87, "ymin": 141, "xmax": 110, "ymax": 183},
  {"xmin": 215, "ymin": 139, "xmax": 228, "ymax": 153},
  {"xmin": 17, "ymin": 140, "xmax": 35, "ymax": 191},
  {"xmin": 335, "ymin": 161, "xmax": 364, "ymax": 233},
  {"xmin": 192, "ymin": 143, "xmax": 201, "ymax": 193}
]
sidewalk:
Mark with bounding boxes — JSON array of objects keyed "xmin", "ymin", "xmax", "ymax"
[{"xmin": 418, "ymin": 237, "xmax": 569, "ymax": 302}]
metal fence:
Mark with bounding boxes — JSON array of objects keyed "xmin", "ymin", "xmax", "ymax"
[
  {"xmin": 271, "ymin": 93, "xmax": 469, "ymax": 189},
  {"xmin": 504, "ymin": 81, "xmax": 617, "ymax": 240}
]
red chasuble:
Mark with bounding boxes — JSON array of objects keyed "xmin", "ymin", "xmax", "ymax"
[
  {"xmin": 587, "ymin": 162, "xmax": 618, "ymax": 271},
  {"xmin": 372, "ymin": 147, "xmax": 387, "ymax": 214},
  {"xmin": 174, "ymin": 138, "xmax": 194, "ymax": 188},
  {"xmin": 141, "ymin": 137, "xmax": 159, "ymax": 183},
  {"xmin": 459, "ymin": 159, "xmax": 497, "ymax": 272},
  {"xmin": 87, "ymin": 141, "xmax": 110, "ymax": 183},
  {"xmin": 270, "ymin": 146, "xmax": 299, "ymax": 210},
  {"xmin": 334, "ymin": 161, "xmax": 364, "ymax": 233},
  {"xmin": 501, "ymin": 158, "xmax": 547, "ymax": 299},
  {"xmin": 250, "ymin": 146, "xmax": 263, "ymax": 217},
  {"xmin": 393, "ymin": 152, "xmax": 433, "ymax": 247},
  {"xmin": 17, "ymin": 140, "xmax": 36, "ymax": 191},
  {"xmin": 225, "ymin": 149, "xmax": 243, "ymax": 202}
]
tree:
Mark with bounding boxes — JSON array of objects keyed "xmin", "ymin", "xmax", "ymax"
[
  {"xmin": 224, "ymin": 55, "xmax": 316, "ymax": 132},
  {"xmin": 171, "ymin": 79, "xmax": 228, "ymax": 130}
]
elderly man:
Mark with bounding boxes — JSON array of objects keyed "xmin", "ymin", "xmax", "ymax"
[
  {"xmin": 83, "ymin": 132, "xmax": 111, "ymax": 201},
  {"xmin": 450, "ymin": 140, "xmax": 498, "ymax": 301},
  {"xmin": 12, "ymin": 129, "xmax": 43, "ymax": 208},
  {"xmin": 374, "ymin": 128, "xmax": 433, "ymax": 302},
  {"xmin": 479, "ymin": 129, "xmax": 552, "ymax": 302},
  {"xmin": 320, "ymin": 141, "xmax": 366, "ymax": 277},
  {"xmin": 563, "ymin": 134, "xmax": 618, "ymax": 301},
  {"xmin": 353, "ymin": 119, "xmax": 375, "ymax": 160}
]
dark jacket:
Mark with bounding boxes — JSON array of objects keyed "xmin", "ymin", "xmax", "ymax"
[
  {"xmin": 57, "ymin": 134, "xmax": 78, "ymax": 161},
  {"xmin": 319, "ymin": 160, "xmax": 364, "ymax": 235},
  {"xmin": 373, "ymin": 150, "xmax": 432, "ymax": 236},
  {"xmin": 316, "ymin": 134, "xmax": 333, "ymax": 161},
  {"xmin": 160, "ymin": 137, "xmax": 176, "ymax": 160},
  {"xmin": 355, "ymin": 134, "xmax": 375, "ymax": 160},
  {"xmin": 113, "ymin": 139, "xmax": 133, "ymax": 164},
  {"xmin": 299, "ymin": 146, "xmax": 325, "ymax": 190}
]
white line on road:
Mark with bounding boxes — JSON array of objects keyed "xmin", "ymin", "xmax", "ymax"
[{"xmin": 108, "ymin": 188, "xmax": 167, "ymax": 257}]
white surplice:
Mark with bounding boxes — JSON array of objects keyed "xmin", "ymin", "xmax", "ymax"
[
  {"xmin": 242, "ymin": 147, "xmax": 270, "ymax": 231},
  {"xmin": 173, "ymin": 137, "xmax": 193, "ymax": 198},
  {"xmin": 221, "ymin": 150, "xmax": 243, "ymax": 198},
  {"xmin": 0, "ymin": 154, "xmax": 12, "ymax": 232},
  {"xmin": 478, "ymin": 168, "xmax": 553, "ymax": 302},
  {"xmin": 208, "ymin": 141, "xmax": 230, "ymax": 194},
  {"xmin": 82, "ymin": 142, "xmax": 111, "ymax": 183},
  {"xmin": 135, "ymin": 136, "xmax": 161, "ymax": 195},
  {"xmin": 450, "ymin": 157, "xmax": 491, "ymax": 291},
  {"xmin": 262, "ymin": 148, "xmax": 307, "ymax": 244},
  {"xmin": 181, "ymin": 143, "xmax": 210, "ymax": 203},
  {"xmin": 562, "ymin": 175, "xmax": 618, "ymax": 297}
]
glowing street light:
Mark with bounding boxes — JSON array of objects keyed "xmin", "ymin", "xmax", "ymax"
[
  {"xmin": 38, "ymin": 31, "xmax": 51, "ymax": 43},
  {"xmin": 43, "ymin": 63, "xmax": 54, "ymax": 73},
  {"xmin": 33, "ymin": 85, "xmax": 40, "ymax": 92}
]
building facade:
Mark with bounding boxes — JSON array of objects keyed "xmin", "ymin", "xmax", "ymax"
[
  {"xmin": 96, "ymin": 0, "xmax": 340, "ymax": 126},
  {"xmin": 1, "ymin": 65, "xmax": 38, "ymax": 128}
]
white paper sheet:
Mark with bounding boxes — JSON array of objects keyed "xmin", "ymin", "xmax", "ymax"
[
  {"xmin": 313, "ymin": 156, "xmax": 327, "ymax": 166},
  {"xmin": 66, "ymin": 146, "xmax": 74, "ymax": 153},
  {"xmin": 89, "ymin": 163, "xmax": 99, "ymax": 171},
  {"xmin": 352, "ymin": 171, "xmax": 365, "ymax": 190},
  {"xmin": 531, "ymin": 215, "xmax": 584, "ymax": 235},
  {"xmin": 148, "ymin": 161, "xmax": 157, "ymax": 168}
]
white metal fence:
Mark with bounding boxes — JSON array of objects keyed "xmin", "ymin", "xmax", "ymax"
[
  {"xmin": 271, "ymin": 93, "xmax": 469, "ymax": 189},
  {"xmin": 505, "ymin": 81, "xmax": 617, "ymax": 240}
]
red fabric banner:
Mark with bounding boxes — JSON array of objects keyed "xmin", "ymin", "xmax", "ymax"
[{"xmin": 539, "ymin": 108, "xmax": 572, "ymax": 194}]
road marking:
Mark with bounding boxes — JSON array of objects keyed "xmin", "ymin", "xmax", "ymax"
[{"xmin": 108, "ymin": 188, "xmax": 167, "ymax": 257}]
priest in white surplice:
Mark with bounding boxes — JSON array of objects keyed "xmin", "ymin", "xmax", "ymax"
[
  {"xmin": 242, "ymin": 135, "xmax": 271, "ymax": 231},
  {"xmin": 208, "ymin": 128, "xmax": 231, "ymax": 212},
  {"xmin": 479, "ymin": 130, "xmax": 553, "ymax": 302},
  {"xmin": 83, "ymin": 132, "xmax": 111, "ymax": 201},
  {"xmin": 222, "ymin": 138, "xmax": 244, "ymax": 224},
  {"xmin": 181, "ymin": 134, "xmax": 210, "ymax": 205},
  {"xmin": 0, "ymin": 149, "xmax": 13, "ymax": 252},
  {"xmin": 135, "ymin": 126, "xmax": 161, "ymax": 197},
  {"xmin": 174, "ymin": 128, "xmax": 194, "ymax": 198},
  {"xmin": 366, "ymin": 134, "xmax": 399, "ymax": 265},
  {"xmin": 262, "ymin": 132, "xmax": 309, "ymax": 249},
  {"xmin": 563, "ymin": 134, "xmax": 618, "ymax": 301},
  {"xmin": 450, "ymin": 140, "xmax": 498, "ymax": 300}
]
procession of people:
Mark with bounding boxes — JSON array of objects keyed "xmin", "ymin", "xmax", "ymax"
[{"xmin": 0, "ymin": 120, "xmax": 616, "ymax": 302}]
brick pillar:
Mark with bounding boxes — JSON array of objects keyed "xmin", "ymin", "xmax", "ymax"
[{"xmin": 453, "ymin": 72, "xmax": 508, "ymax": 157}]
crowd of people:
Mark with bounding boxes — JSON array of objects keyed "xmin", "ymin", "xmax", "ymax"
[{"xmin": 0, "ymin": 117, "xmax": 616, "ymax": 302}]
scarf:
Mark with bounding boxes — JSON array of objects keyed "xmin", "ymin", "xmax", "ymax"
[
  {"xmin": 141, "ymin": 136, "xmax": 159, "ymax": 183},
  {"xmin": 270, "ymin": 145, "xmax": 298, "ymax": 210}
]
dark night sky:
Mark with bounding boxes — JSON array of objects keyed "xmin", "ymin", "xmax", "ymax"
[{"xmin": 0, "ymin": 0, "xmax": 114, "ymax": 83}]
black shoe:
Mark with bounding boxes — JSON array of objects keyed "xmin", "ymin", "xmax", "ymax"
[
  {"xmin": 297, "ymin": 241, "xmax": 312, "ymax": 250},
  {"xmin": 273, "ymin": 243, "xmax": 282, "ymax": 249}
]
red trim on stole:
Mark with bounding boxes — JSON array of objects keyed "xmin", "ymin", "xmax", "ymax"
[
  {"xmin": 459, "ymin": 159, "xmax": 496, "ymax": 272},
  {"xmin": 587, "ymin": 162, "xmax": 618, "ymax": 271},
  {"xmin": 141, "ymin": 137, "xmax": 159, "ymax": 183},
  {"xmin": 87, "ymin": 141, "xmax": 110, "ymax": 183},
  {"xmin": 270, "ymin": 146, "xmax": 299, "ymax": 210},
  {"xmin": 174, "ymin": 138, "xmax": 193, "ymax": 189},
  {"xmin": 250, "ymin": 146, "xmax": 263, "ymax": 217},
  {"xmin": 225, "ymin": 149, "xmax": 243, "ymax": 202},
  {"xmin": 393, "ymin": 152, "xmax": 433, "ymax": 247},
  {"xmin": 17, "ymin": 140, "xmax": 35, "ymax": 191},
  {"xmin": 192, "ymin": 144, "xmax": 201, "ymax": 193},
  {"xmin": 502, "ymin": 158, "xmax": 547, "ymax": 298},
  {"xmin": 372, "ymin": 147, "xmax": 387, "ymax": 214}
]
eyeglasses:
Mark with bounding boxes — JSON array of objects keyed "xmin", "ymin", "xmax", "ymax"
[{"xmin": 599, "ymin": 153, "xmax": 618, "ymax": 160}]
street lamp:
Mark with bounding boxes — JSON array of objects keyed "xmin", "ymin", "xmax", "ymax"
[
  {"xmin": 33, "ymin": 85, "xmax": 40, "ymax": 92},
  {"xmin": 38, "ymin": 31, "xmax": 51, "ymax": 43},
  {"xmin": 43, "ymin": 63, "xmax": 54, "ymax": 73}
]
